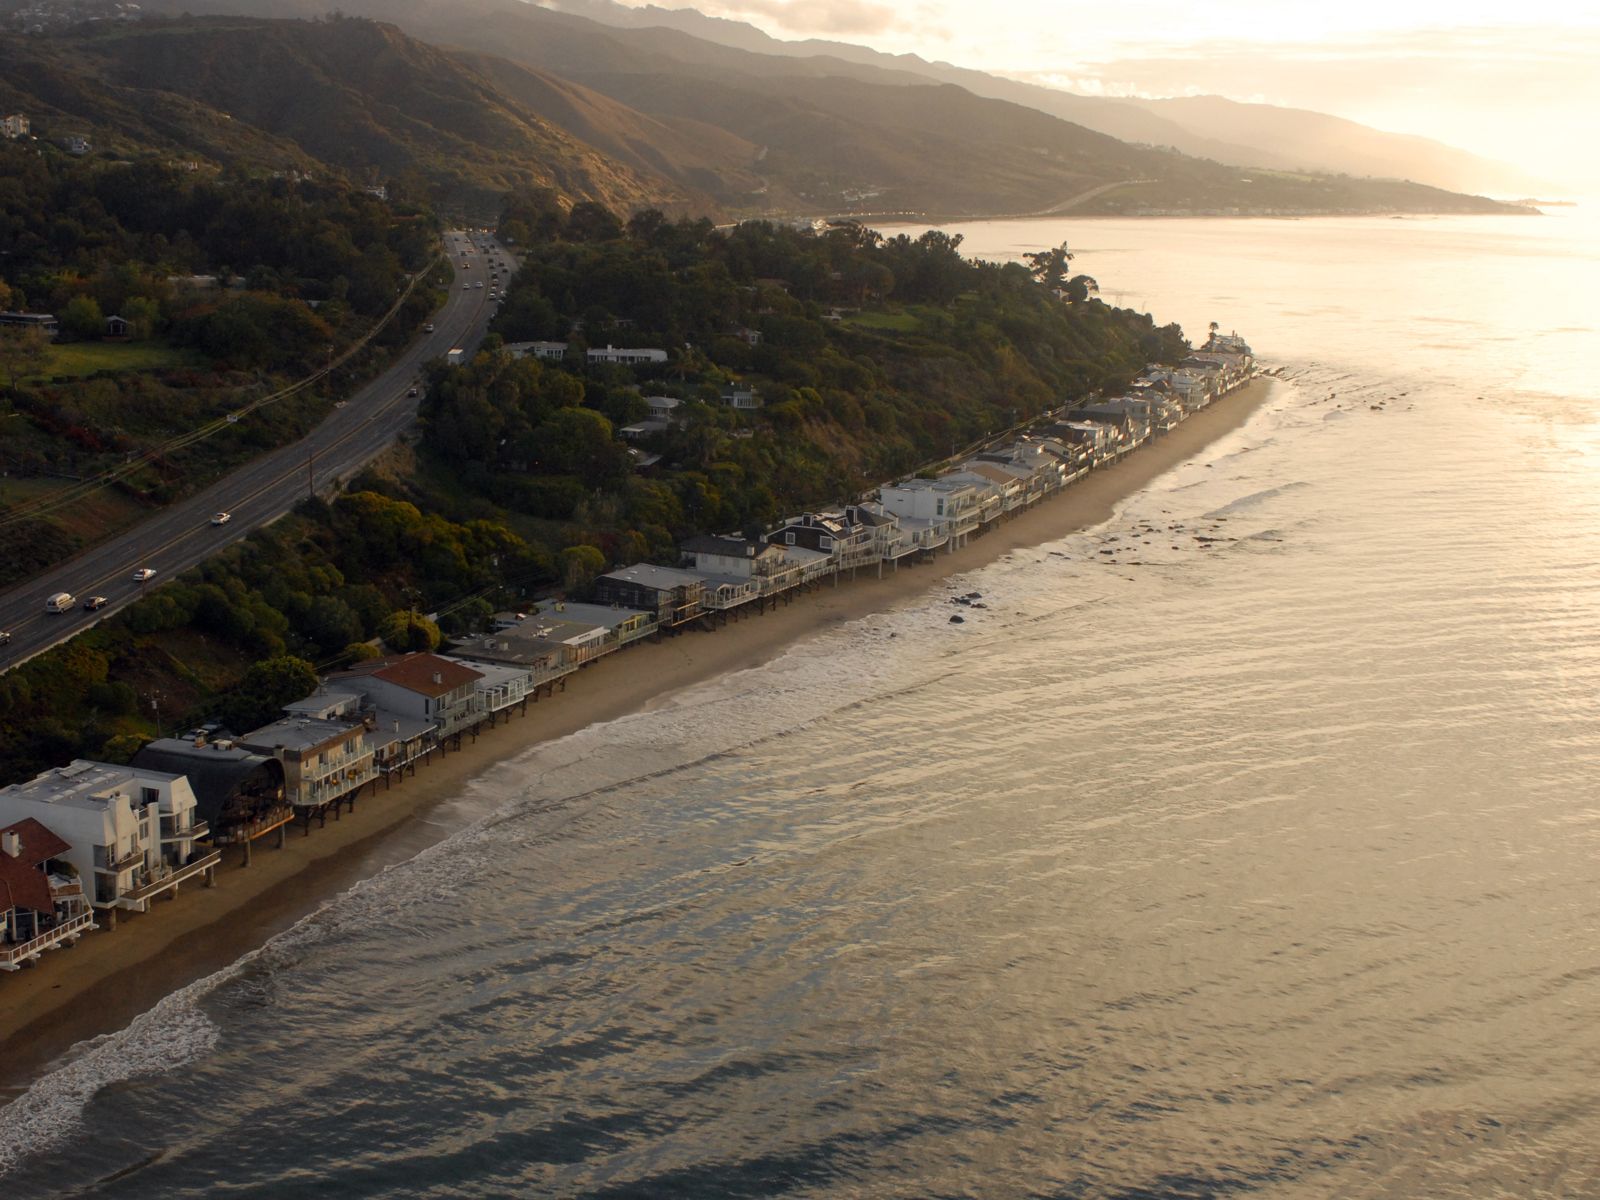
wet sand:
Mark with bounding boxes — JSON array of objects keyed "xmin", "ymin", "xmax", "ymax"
[{"xmin": 0, "ymin": 377, "xmax": 1276, "ymax": 1101}]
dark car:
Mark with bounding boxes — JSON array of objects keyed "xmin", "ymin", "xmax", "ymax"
[{"xmin": 83, "ymin": 595, "xmax": 109, "ymax": 611}]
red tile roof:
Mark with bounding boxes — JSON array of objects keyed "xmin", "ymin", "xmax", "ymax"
[
  {"xmin": 368, "ymin": 652, "xmax": 482, "ymax": 698},
  {"xmin": 0, "ymin": 818, "xmax": 70, "ymax": 916}
]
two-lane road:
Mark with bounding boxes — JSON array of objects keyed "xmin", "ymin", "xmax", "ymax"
[{"xmin": 0, "ymin": 230, "xmax": 515, "ymax": 672}]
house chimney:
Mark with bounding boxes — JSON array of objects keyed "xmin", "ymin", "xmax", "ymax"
[{"xmin": 2, "ymin": 831, "xmax": 20, "ymax": 859}]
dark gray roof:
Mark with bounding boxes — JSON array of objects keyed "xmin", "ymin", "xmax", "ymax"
[
  {"xmin": 131, "ymin": 739, "xmax": 284, "ymax": 826},
  {"xmin": 681, "ymin": 534, "xmax": 765, "ymax": 557}
]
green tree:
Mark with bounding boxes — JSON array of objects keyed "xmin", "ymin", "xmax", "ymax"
[
  {"xmin": 0, "ymin": 327, "xmax": 49, "ymax": 390},
  {"xmin": 99, "ymin": 732, "xmax": 148, "ymax": 764},
  {"xmin": 60, "ymin": 294, "xmax": 104, "ymax": 341},
  {"xmin": 342, "ymin": 641, "xmax": 383, "ymax": 664},
  {"xmin": 566, "ymin": 201, "xmax": 623, "ymax": 243},
  {"xmin": 219, "ymin": 655, "xmax": 319, "ymax": 733},
  {"xmin": 561, "ymin": 544, "xmax": 605, "ymax": 591},
  {"xmin": 378, "ymin": 609, "xmax": 441, "ymax": 652},
  {"xmin": 123, "ymin": 295, "xmax": 160, "ymax": 340}
]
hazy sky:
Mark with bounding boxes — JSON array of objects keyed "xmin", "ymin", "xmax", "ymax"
[{"xmin": 636, "ymin": 0, "xmax": 1598, "ymax": 191}]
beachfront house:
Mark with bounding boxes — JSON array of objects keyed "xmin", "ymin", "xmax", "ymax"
[
  {"xmin": 1046, "ymin": 420, "xmax": 1114, "ymax": 463},
  {"xmin": 681, "ymin": 535, "xmax": 793, "ymax": 582},
  {"xmin": 877, "ymin": 478, "xmax": 982, "ymax": 553},
  {"xmin": 236, "ymin": 714, "xmax": 377, "ymax": 823},
  {"xmin": 450, "ymin": 628, "xmax": 575, "ymax": 691},
  {"xmin": 1138, "ymin": 368, "xmax": 1210, "ymax": 412},
  {"xmin": 592, "ymin": 564, "xmax": 707, "ymax": 628},
  {"xmin": 1064, "ymin": 404, "xmax": 1142, "ymax": 455},
  {"xmin": 838, "ymin": 505, "xmax": 901, "ymax": 569},
  {"xmin": 939, "ymin": 470, "xmax": 1005, "ymax": 529},
  {"xmin": 0, "ymin": 818, "xmax": 95, "ymax": 971},
  {"xmin": 328, "ymin": 653, "xmax": 485, "ymax": 744},
  {"xmin": 282, "ymin": 689, "xmax": 441, "ymax": 783},
  {"xmin": 537, "ymin": 601, "xmax": 655, "ymax": 646},
  {"xmin": 767, "ymin": 512, "xmax": 877, "ymax": 576},
  {"xmin": 132, "ymin": 733, "xmax": 290, "ymax": 859},
  {"xmin": 445, "ymin": 659, "xmax": 532, "ymax": 717},
  {"xmin": 471, "ymin": 603, "xmax": 655, "ymax": 669},
  {"xmin": 951, "ymin": 462, "xmax": 1026, "ymax": 517},
  {"xmin": 0, "ymin": 761, "xmax": 217, "ymax": 926},
  {"xmin": 1176, "ymin": 358, "xmax": 1226, "ymax": 401},
  {"xmin": 682, "ymin": 534, "xmax": 807, "ymax": 606},
  {"xmin": 1027, "ymin": 436, "xmax": 1092, "ymax": 483}
]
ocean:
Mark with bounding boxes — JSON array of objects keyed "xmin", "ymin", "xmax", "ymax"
[{"xmin": 3, "ymin": 206, "xmax": 1599, "ymax": 1198}]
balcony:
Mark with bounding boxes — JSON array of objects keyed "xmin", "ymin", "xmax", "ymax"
[
  {"xmin": 215, "ymin": 807, "xmax": 294, "ymax": 844},
  {"xmin": 162, "ymin": 820, "xmax": 210, "ymax": 843},
  {"xmin": 123, "ymin": 851, "xmax": 223, "ymax": 903},
  {"xmin": 96, "ymin": 845, "xmax": 146, "ymax": 873},
  {"xmin": 0, "ymin": 911, "xmax": 97, "ymax": 970}
]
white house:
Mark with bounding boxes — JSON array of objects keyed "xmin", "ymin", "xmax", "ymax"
[
  {"xmin": 441, "ymin": 658, "xmax": 533, "ymax": 719},
  {"xmin": 720, "ymin": 384, "xmax": 761, "ymax": 409},
  {"xmin": 1, "ymin": 114, "xmax": 29, "ymax": 139},
  {"xmin": 877, "ymin": 478, "xmax": 982, "ymax": 551},
  {"xmin": 587, "ymin": 345, "xmax": 668, "ymax": 365},
  {"xmin": 0, "ymin": 761, "xmax": 215, "ymax": 925},
  {"xmin": 328, "ymin": 653, "xmax": 484, "ymax": 741},
  {"xmin": 681, "ymin": 534, "xmax": 793, "ymax": 581},
  {"xmin": 505, "ymin": 341, "xmax": 569, "ymax": 361}
]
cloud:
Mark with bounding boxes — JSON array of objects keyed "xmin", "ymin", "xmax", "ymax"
[
  {"xmin": 696, "ymin": 0, "xmax": 901, "ymax": 37},
  {"xmin": 1009, "ymin": 24, "xmax": 1600, "ymax": 187}
]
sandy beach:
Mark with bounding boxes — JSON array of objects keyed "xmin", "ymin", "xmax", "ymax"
[{"xmin": 0, "ymin": 376, "xmax": 1276, "ymax": 1102}]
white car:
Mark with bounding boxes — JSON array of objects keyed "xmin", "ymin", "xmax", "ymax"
[
  {"xmin": 211, "ymin": 511, "xmax": 232, "ymax": 526},
  {"xmin": 132, "ymin": 567, "xmax": 156, "ymax": 582}
]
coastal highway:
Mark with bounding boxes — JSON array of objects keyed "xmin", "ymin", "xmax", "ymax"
[{"xmin": 0, "ymin": 230, "xmax": 514, "ymax": 673}]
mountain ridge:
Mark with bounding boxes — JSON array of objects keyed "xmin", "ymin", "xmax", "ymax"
[{"xmin": 540, "ymin": 0, "xmax": 1551, "ymax": 196}]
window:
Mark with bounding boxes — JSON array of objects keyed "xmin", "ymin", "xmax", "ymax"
[
  {"xmin": 141, "ymin": 786, "xmax": 159, "ymax": 807},
  {"xmin": 785, "ymin": 532, "xmax": 795, "ymax": 545},
  {"xmin": 936, "ymin": 499, "xmax": 945, "ymax": 516},
  {"xmin": 820, "ymin": 536, "xmax": 834, "ymax": 551}
]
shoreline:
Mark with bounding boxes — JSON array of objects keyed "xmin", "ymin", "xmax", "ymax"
[
  {"xmin": 804, "ymin": 206, "xmax": 1533, "ymax": 227},
  {"xmin": 0, "ymin": 376, "xmax": 1278, "ymax": 1104}
]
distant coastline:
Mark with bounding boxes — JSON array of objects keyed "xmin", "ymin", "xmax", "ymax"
[
  {"xmin": 0, "ymin": 377, "xmax": 1278, "ymax": 1105},
  {"xmin": 793, "ymin": 202, "xmax": 1538, "ymax": 228}
]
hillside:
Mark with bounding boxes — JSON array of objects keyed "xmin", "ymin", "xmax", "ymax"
[
  {"xmin": 541, "ymin": 0, "xmax": 1550, "ymax": 196},
  {"xmin": 0, "ymin": 15, "xmax": 691, "ymax": 215},
  {"xmin": 148, "ymin": 0, "xmax": 1519, "ymax": 218}
]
